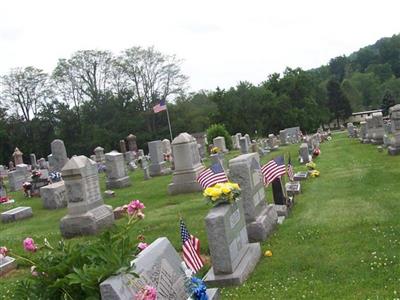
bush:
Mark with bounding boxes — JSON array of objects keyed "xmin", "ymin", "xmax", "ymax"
[{"xmin": 206, "ymin": 124, "xmax": 232, "ymax": 150}]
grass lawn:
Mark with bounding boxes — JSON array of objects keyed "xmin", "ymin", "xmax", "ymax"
[{"xmin": 1, "ymin": 132, "xmax": 399, "ymax": 299}]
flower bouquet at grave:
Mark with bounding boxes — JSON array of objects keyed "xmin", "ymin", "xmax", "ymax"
[
  {"xmin": 306, "ymin": 161, "xmax": 316, "ymax": 170},
  {"xmin": 310, "ymin": 170, "xmax": 320, "ymax": 177},
  {"xmin": 313, "ymin": 148, "xmax": 321, "ymax": 158},
  {"xmin": 30, "ymin": 170, "xmax": 42, "ymax": 181},
  {"xmin": 203, "ymin": 182, "xmax": 241, "ymax": 206},
  {"xmin": 10, "ymin": 200, "xmax": 147, "ymax": 300},
  {"xmin": 210, "ymin": 146, "xmax": 220, "ymax": 154}
]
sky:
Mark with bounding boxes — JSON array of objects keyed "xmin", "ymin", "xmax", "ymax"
[{"xmin": 1, "ymin": 0, "xmax": 400, "ymax": 92}]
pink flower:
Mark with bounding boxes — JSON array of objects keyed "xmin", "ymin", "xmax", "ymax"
[
  {"xmin": 137, "ymin": 242, "xmax": 148, "ymax": 251},
  {"xmin": 127, "ymin": 200, "xmax": 145, "ymax": 215},
  {"xmin": 30, "ymin": 266, "xmax": 39, "ymax": 277},
  {"xmin": 135, "ymin": 285, "xmax": 157, "ymax": 300},
  {"xmin": 23, "ymin": 238, "xmax": 37, "ymax": 252},
  {"xmin": 0, "ymin": 246, "xmax": 8, "ymax": 256}
]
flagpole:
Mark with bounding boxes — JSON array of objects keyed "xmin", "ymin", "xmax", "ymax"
[{"xmin": 165, "ymin": 102, "xmax": 173, "ymax": 142}]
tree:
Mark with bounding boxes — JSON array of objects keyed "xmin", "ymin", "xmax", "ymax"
[
  {"xmin": 326, "ymin": 78, "xmax": 352, "ymax": 126},
  {"xmin": 381, "ymin": 90, "xmax": 396, "ymax": 116},
  {"xmin": 329, "ymin": 56, "xmax": 348, "ymax": 82},
  {"xmin": 1, "ymin": 67, "xmax": 52, "ymax": 122}
]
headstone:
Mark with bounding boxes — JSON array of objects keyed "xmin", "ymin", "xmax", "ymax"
[
  {"xmin": 8, "ymin": 161, "xmax": 14, "ymax": 170},
  {"xmin": 8, "ymin": 164, "xmax": 29, "ymax": 192},
  {"xmin": 239, "ymin": 137, "xmax": 249, "ymax": 154},
  {"xmin": 60, "ymin": 156, "xmax": 114, "ymax": 238},
  {"xmin": 100, "ymin": 237, "xmax": 219, "ymax": 300},
  {"xmin": 299, "ymin": 143, "xmax": 310, "ymax": 164},
  {"xmin": 1, "ymin": 206, "xmax": 33, "ymax": 223},
  {"xmin": 234, "ymin": 133, "xmax": 242, "ymax": 150},
  {"xmin": 388, "ymin": 104, "xmax": 400, "ymax": 155},
  {"xmin": 213, "ymin": 136, "xmax": 228, "ymax": 153},
  {"xmin": 204, "ymin": 199, "xmax": 261, "ymax": 287},
  {"xmin": 231, "ymin": 135, "xmax": 239, "ymax": 150},
  {"xmin": 293, "ymin": 171, "xmax": 308, "ymax": 181},
  {"xmin": 359, "ymin": 121, "xmax": 367, "ymax": 142},
  {"xmin": 161, "ymin": 139, "xmax": 172, "ymax": 156},
  {"xmin": 119, "ymin": 140, "xmax": 127, "ymax": 154},
  {"xmin": 38, "ymin": 158, "xmax": 47, "ymax": 169},
  {"xmin": 105, "ymin": 151, "xmax": 131, "ymax": 189},
  {"xmin": 40, "ymin": 181, "xmax": 67, "ymax": 209},
  {"xmin": 347, "ymin": 123, "xmax": 355, "ymax": 138},
  {"xmin": 244, "ymin": 134, "xmax": 251, "ymax": 146},
  {"xmin": 210, "ymin": 153, "xmax": 226, "ymax": 171},
  {"xmin": 168, "ymin": 133, "xmax": 205, "ymax": 195},
  {"xmin": 148, "ymin": 140, "xmax": 171, "ymax": 177},
  {"xmin": 271, "ymin": 178, "xmax": 286, "ymax": 205},
  {"xmin": 371, "ymin": 112, "xmax": 384, "ymax": 144},
  {"xmin": 50, "ymin": 139, "xmax": 68, "ymax": 172},
  {"xmin": 285, "ymin": 127, "xmax": 301, "ymax": 143},
  {"xmin": 229, "ymin": 153, "xmax": 277, "ymax": 242},
  {"xmin": 365, "ymin": 115, "xmax": 374, "ymax": 143},
  {"xmin": 285, "ymin": 181, "xmax": 301, "ymax": 196},
  {"xmin": 94, "ymin": 146, "xmax": 106, "ymax": 163},
  {"xmin": 0, "ymin": 256, "xmax": 16, "ymax": 276},
  {"xmin": 30, "ymin": 153, "xmax": 38, "ymax": 169},
  {"xmin": 279, "ymin": 129, "xmax": 288, "ymax": 145},
  {"xmin": 126, "ymin": 134, "xmax": 138, "ymax": 152},
  {"xmin": 192, "ymin": 132, "xmax": 207, "ymax": 159},
  {"xmin": 267, "ymin": 134, "xmax": 279, "ymax": 150},
  {"xmin": 12, "ymin": 148, "xmax": 23, "ymax": 165}
]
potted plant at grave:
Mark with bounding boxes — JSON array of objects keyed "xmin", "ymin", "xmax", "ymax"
[
  {"xmin": 203, "ymin": 182, "xmax": 241, "ymax": 206},
  {"xmin": 210, "ymin": 146, "xmax": 220, "ymax": 154}
]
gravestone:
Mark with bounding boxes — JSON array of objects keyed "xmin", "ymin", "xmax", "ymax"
[
  {"xmin": 244, "ymin": 134, "xmax": 251, "ymax": 146},
  {"xmin": 204, "ymin": 199, "xmax": 261, "ymax": 286},
  {"xmin": 365, "ymin": 115, "xmax": 374, "ymax": 143},
  {"xmin": 347, "ymin": 123, "xmax": 355, "ymax": 138},
  {"xmin": 239, "ymin": 137, "xmax": 249, "ymax": 154},
  {"xmin": 293, "ymin": 171, "xmax": 308, "ymax": 181},
  {"xmin": 286, "ymin": 127, "xmax": 301, "ymax": 143},
  {"xmin": 8, "ymin": 161, "xmax": 14, "ymax": 171},
  {"xmin": 371, "ymin": 112, "xmax": 384, "ymax": 144},
  {"xmin": 359, "ymin": 121, "xmax": 367, "ymax": 142},
  {"xmin": 40, "ymin": 181, "xmax": 67, "ymax": 209},
  {"xmin": 210, "ymin": 152, "xmax": 226, "ymax": 171},
  {"xmin": 0, "ymin": 256, "xmax": 16, "ymax": 276},
  {"xmin": 1, "ymin": 206, "xmax": 33, "ymax": 223},
  {"xmin": 168, "ymin": 133, "xmax": 205, "ymax": 195},
  {"xmin": 38, "ymin": 158, "xmax": 47, "ymax": 169},
  {"xmin": 60, "ymin": 156, "xmax": 114, "ymax": 238},
  {"xmin": 12, "ymin": 148, "xmax": 24, "ymax": 166},
  {"xmin": 105, "ymin": 151, "xmax": 131, "ymax": 189},
  {"xmin": 388, "ymin": 104, "xmax": 400, "ymax": 155},
  {"xmin": 119, "ymin": 140, "xmax": 127, "ymax": 154},
  {"xmin": 161, "ymin": 139, "xmax": 172, "ymax": 156},
  {"xmin": 231, "ymin": 135, "xmax": 239, "ymax": 150},
  {"xmin": 299, "ymin": 143, "xmax": 310, "ymax": 164},
  {"xmin": 8, "ymin": 164, "xmax": 29, "ymax": 192},
  {"xmin": 100, "ymin": 237, "xmax": 219, "ymax": 300},
  {"xmin": 213, "ymin": 136, "xmax": 228, "ymax": 153},
  {"xmin": 267, "ymin": 134, "xmax": 279, "ymax": 150},
  {"xmin": 229, "ymin": 153, "xmax": 277, "ymax": 242},
  {"xmin": 51, "ymin": 139, "xmax": 69, "ymax": 172},
  {"xmin": 30, "ymin": 153, "xmax": 38, "ymax": 170},
  {"xmin": 234, "ymin": 133, "xmax": 242, "ymax": 149},
  {"xmin": 126, "ymin": 134, "xmax": 138, "ymax": 152},
  {"xmin": 279, "ymin": 129, "xmax": 288, "ymax": 145},
  {"xmin": 148, "ymin": 140, "xmax": 171, "ymax": 177},
  {"xmin": 272, "ymin": 178, "xmax": 287, "ymax": 205},
  {"xmin": 285, "ymin": 181, "xmax": 301, "ymax": 196},
  {"xmin": 94, "ymin": 146, "xmax": 106, "ymax": 163},
  {"xmin": 192, "ymin": 132, "xmax": 207, "ymax": 159}
]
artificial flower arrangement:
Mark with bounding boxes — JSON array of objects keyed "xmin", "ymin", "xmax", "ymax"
[
  {"xmin": 203, "ymin": 182, "xmax": 241, "ymax": 206},
  {"xmin": 31, "ymin": 170, "xmax": 42, "ymax": 180},
  {"xmin": 0, "ymin": 196, "xmax": 10, "ymax": 203},
  {"xmin": 310, "ymin": 170, "xmax": 320, "ymax": 177},
  {"xmin": 210, "ymin": 146, "xmax": 220, "ymax": 154},
  {"xmin": 2, "ymin": 199, "xmax": 147, "ymax": 299},
  {"xmin": 313, "ymin": 148, "xmax": 321, "ymax": 157},
  {"xmin": 306, "ymin": 161, "xmax": 316, "ymax": 170}
]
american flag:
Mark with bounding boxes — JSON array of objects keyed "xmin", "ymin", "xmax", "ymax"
[
  {"xmin": 197, "ymin": 162, "xmax": 228, "ymax": 189},
  {"xmin": 180, "ymin": 219, "xmax": 203, "ymax": 273},
  {"xmin": 287, "ymin": 154, "xmax": 294, "ymax": 182},
  {"xmin": 261, "ymin": 156, "xmax": 286, "ymax": 186},
  {"xmin": 152, "ymin": 99, "xmax": 167, "ymax": 113}
]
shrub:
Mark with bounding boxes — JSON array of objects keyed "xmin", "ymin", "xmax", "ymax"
[{"xmin": 206, "ymin": 124, "xmax": 232, "ymax": 150}]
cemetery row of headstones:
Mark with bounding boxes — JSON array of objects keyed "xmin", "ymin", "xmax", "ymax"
[{"xmin": 348, "ymin": 105, "xmax": 400, "ymax": 155}]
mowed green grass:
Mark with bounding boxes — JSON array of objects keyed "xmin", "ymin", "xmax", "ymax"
[{"xmin": 1, "ymin": 133, "xmax": 400, "ymax": 299}]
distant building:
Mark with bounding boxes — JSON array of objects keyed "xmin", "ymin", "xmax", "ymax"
[{"xmin": 327, "ymin": 109, "xmax": 383, "ymax": 128}]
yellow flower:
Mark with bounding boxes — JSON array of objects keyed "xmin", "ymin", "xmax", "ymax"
[
  {"xmin": 264, "ymin": 250, "xmax": 273, "ymax": 257},
  {"xmin": 227, "ymin": 182, "xmax": 240, "ymax": 190},
  {"xmin": 222, "ymin": 187, "xmax": 231, "ymax": 194}
]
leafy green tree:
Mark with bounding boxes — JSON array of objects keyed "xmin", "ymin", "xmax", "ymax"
[
  {"xmin": 381, "ymin": 90, "xmax": 396, "ymax": 116},
  {"xmin": 326, "ymin": 78, "xmax": 352, "ymax": 126},
  {"xmin": 329, "ymin": 56, "xmax": 348, "ymax": 82}
]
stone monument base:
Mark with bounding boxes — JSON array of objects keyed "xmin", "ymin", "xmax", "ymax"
[
  {"xmin": 204, "ymin": 243, "xmax": 261, "ymax": 287},
  {"xmin": 246, "ymin": 205, "xmax": 277, "ymax": 242},
  {"xmin": 371, "ymin": 138, "xmax": 383, "ymax": 145},
  {"xmin": 285, "ymin": 181, "xmax": 301, "ymax": 196},
  {"xmin": 168, "ymin": 181, "xmax": 203, "ymax": 195},
  {"xmin": 273, "ymin": 204, "xmax": 289, "ymax": 217},
  {"xmin": 60, "ymin": 205, "xmax": 114, "ymax": 238},
  {"xmin": 388, "ymin": 146, "xmax": 400, "ymax": 155},
  {"xmin": 149, "ymin": 162, "xmax": 171, "ymax": 177},
  {"xmin": 106, "ymin": 176, "xmax": 131, "ymax": 189},
  {"xmin": 40, "ymin": 181, "xmax": 67, "ymax": 209}
]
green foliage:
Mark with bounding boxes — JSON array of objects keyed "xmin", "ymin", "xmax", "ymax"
[
  {"xmin": 381, "ymin": 90, "xmax": 396, "ymax": 116},
  {"xmin": 13, "ymin": 218, "xmax": 141, "ymax": 300},
  {"xmin": 327, "ymin": 78, "xmax": 352, "ymax": 125},
  {"xmin": 206, "ymin": 124, "xmax": 232, "ymax": 150}
]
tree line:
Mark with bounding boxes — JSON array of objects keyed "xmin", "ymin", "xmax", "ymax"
[{"xmin": 2, "ymin": 34, "xmax": 400, "ymax": 164}]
